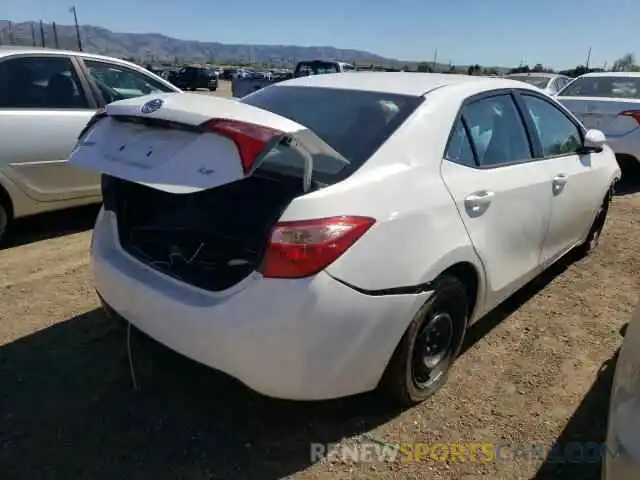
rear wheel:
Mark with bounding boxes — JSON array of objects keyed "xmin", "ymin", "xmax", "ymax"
[{"xmin": 379, "ymin": 275, "xmax": 469, "ymax": 407}]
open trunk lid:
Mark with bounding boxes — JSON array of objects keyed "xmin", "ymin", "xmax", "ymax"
[
  {"xmin": 69, "ymin": 92, "xmax": 349, "ymax": 193},
  {"xmin": 558, "ymin": 96, "xmax": 640, "ymax": 137}
]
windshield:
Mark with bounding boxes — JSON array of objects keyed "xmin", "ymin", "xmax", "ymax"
[
  {"xmin": 505, "ymin": 75, "xmax": 551, "ymax": 89},
  {"xmin": 558, "ymin": 76, "xmax": 640, "ymax": 99},
  {"xmin": 241, "ymin": 86, "xmax": 422, "ymax": 184}
]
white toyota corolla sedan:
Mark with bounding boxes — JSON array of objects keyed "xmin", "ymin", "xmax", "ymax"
[{"xmin": 69, "ymin": 73, "xmax": 621, "ymax": 405}]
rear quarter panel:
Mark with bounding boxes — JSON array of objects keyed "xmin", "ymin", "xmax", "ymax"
[{"xmin": 279, "ymin": 86, "xmax": 485, "ymax": 294}]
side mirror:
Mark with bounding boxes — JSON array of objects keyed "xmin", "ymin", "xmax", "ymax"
[{"xmin": 577, "ymin": 129, "xmax": 606, "ymax": 154}]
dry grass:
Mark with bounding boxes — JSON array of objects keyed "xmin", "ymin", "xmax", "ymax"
[{"xmin": 0, "ymin": 172, "xmax": 638, "ymax": 479}]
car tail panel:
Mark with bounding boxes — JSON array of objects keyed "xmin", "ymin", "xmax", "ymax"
[
  {"xmin": 69, "ymin": 93, "xmax": 349, "ymax": 194},
  {"xmin": 558, "ymin": 97, "xmax": 640, "ymax": 137}
]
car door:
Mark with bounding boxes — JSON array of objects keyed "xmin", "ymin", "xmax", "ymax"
[
  {"xmin": 0, "ymin": 54, "xmax": 101, "ymax": 203},
  {"xmin": 78, "ymin": 58, "xmax": 178, "ymax": 104},
  {"xmin": 440, "ymin": 91, "xmax": 553, "ymax": 310},
  {"xmin": 515, "ymin": 91, "xmax": 608, "ymax": 264}
]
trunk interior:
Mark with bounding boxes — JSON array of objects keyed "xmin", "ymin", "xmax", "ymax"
[{"xmin": 102, "ymin": 171, "xmax": 305, "ymax": 291}]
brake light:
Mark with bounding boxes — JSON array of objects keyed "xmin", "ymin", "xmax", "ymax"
[
  {"xmin": 620, "ymin": 110, "xmax": 640, "ymax": 125},
  {"xmin": 262, "ymin": 216, "xmax": 375, "ymax": 278},
  {"xmin": 78, "ymin": 107, "xmax": 107, "ymax": 141},
  {"xmin": 202, "ymin": 118, "xmax": 282, "ymax": 174}
]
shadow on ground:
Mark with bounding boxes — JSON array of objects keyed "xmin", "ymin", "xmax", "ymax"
[
  {"xmin": 615, "ymin": 166, "xmax": 640, "ymax": 196},
  {"xmin": 3, "ymin": 204, "xmax": 101, "ymax": 249},
  {"xmin": 533, "ymin": 352, "xmax": 618, "ymax": 480},
  {"xmin": 461, "ymin": 251, "xmax": 574, "ymax": 355},
  {"xmin": 0, "ymin": 308, "xmax": 398, "ymax": 480},
  {"xmin": 0, "ymin": 246, "xmax": 588, "ymax": 479}
]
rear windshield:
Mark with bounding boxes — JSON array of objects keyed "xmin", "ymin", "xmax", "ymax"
[
  {"xmin": 505, "ymin": 75, "xmax": 551, "ymax": 89},
  {"xmin": 558, "ymin": 76, "xmax": 640, "ymax": 99},
  {"xmin": 241, "ymin": 86, "xmax": 422, "ymax": 184}
]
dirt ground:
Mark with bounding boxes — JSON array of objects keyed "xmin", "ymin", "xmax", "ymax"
[{"xmin": 0, "ymin": 84, "xmax": 639, "ymax": 479}]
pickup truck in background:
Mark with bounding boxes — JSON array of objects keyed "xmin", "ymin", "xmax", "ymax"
[
  {"xmin": 170, "ymin": 65, "xmax": 218, "ymax": 91},
  {"xmin": 231, "ymin": 60, "xmax": 354, "ymax": 98}
]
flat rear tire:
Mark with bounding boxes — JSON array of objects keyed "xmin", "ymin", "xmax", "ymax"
[{"xmin": 379, "ymin": 275, "xmax": 469, "ymax": 407}]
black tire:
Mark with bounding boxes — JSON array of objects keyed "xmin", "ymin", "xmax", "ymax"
[
  {"xmin": 379, "ymin": 275, "xmax": 469, "ymax": 407},
  {"xmin": 0, "ymin": 201, "xmax": 9, "ymax": 244},
  {"xmin": 209, "ymin": 86, "xmax": 217, "ymax": 92},
  {"xmin": 576, "ymin": 190, "xmax": 612, "ymax": 257}
]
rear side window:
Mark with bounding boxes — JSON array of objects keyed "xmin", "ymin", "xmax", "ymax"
[
  {"xmin": 0, "ymin": 55, "xmax": 89, "ymax": 109},
  {"xmin": 461, "ymin": 94, "xmax": 532, "ymax": 167},
  {"xmin": 558, "ymin": 76, "xmax": 640, "ymax": 99},
  {"xmin": 241, "ymin": 86, "xmax": 422, "ymax": 184},
  {"xmin": 445, "ymin": 121, "xmax": 476, "ymax": 167}
]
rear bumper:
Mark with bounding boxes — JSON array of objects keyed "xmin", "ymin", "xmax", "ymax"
[
  {"xmin": 91, "ymin": 209, "xmax": 431, "ymax": 400},
  {"xmin": 606, "ymin": 134, "xmax": 640, "ymax": 164}
]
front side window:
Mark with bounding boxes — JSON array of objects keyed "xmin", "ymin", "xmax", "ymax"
[
  {"xmin": 84, "ymin": 60, "xmax": 174, "ymax": 102},
  {"xmin": 0, "ymin": 55, "xmax": 89, "ymax": 109},
  {"xmin": 520, "ymin": 94, "xmax": 582, "ymax": 157},
  {"xmin": 461, "ymin": 94, "xmax": 532, "ymax": 167}
]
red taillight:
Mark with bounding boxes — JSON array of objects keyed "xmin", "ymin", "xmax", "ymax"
[
  {"xmin": 261, "ymin": 216, "xmax": 375, "ymax": 278},
  {"xmin": 78, "ymin": 107, "xmax": 107, "ymax": 141},
  {"xmin": 202, "ymin": 118, "xmax": 282, "ymax": 174},
  {"xmin": 620, "ymin": 110, "xmax": 640, "ymax": 125}
]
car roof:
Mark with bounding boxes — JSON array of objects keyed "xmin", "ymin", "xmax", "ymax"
[
  {"xmin": 276, "ymin": 72, "xmax": 542, "ymax": 96},
  {"xmin": 0, "ymin": 45, "xmax": 138, "ymax": 64},
  {"xmin": 579, "ymin": 71, "xmax": 640, "ymax": 78}
]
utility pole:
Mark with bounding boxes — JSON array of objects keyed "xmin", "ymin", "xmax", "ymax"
[
  {"xmin": 70, "ymin": 6, "xmax": 83, "ymax": 51},
  {"xmin": 39, "ymin": 20, "xmax": 45, "ymax": 47},
  {"xmin": 585, "ymin": 47, "xmax": 592, "ymax": 70},
  {"xmin": 7, "ymin": 21, "xmax": 15, "ymax": 45},
  {"xmin": 432, "ymin": 47, "xmax": 438, "ymax": 71},
  {"xmin": 52, "ymin": 22, "xmax": 60, "ymax": 48}
]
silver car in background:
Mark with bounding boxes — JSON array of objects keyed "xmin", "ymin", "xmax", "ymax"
[
  {"xmin": 556, "ymin": 72, "xmax": 640, "ymax": 176},
  {"xmin": 0, "ymin": 46, "xmax": 181, "ymax": 242},
  {"xmin": 504, "ymin": 72, "xmax": 573, "ymax": 96}
]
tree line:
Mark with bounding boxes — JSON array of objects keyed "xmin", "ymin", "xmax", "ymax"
[{"xmin": 410, "ymin": 53, "xmax": 640, "ymax": 77}]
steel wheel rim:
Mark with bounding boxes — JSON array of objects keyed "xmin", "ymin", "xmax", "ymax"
[{"xmin": 411, "ymin": 312, "xmax": 455, "ymax": 389}]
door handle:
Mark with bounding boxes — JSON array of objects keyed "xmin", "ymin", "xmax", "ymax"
[
  {"xmin": 465, "ymin": 190, "xmax": 495, "ymax": 203},
  {"xmin": 464, "ymin": 190, "xmax": 495, "ymax": 214},
  {"xmin": 552, "ymin": 174, "xmax": 568, "ymax": 194},
  {"xmin": 553, "ymin": 174, "xmax": 568, "ymax": 185}
]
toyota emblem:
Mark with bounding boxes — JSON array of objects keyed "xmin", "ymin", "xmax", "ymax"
[{"xmin": 140, "ymin": 98, "xmax": 163, "ymax": 114}]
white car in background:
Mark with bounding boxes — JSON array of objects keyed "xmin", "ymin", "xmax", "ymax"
[
  {"xmin": 603, "ymin": 301, "xmax": 640, "ymax": 479},
  {"xmin": 557, "ymin": 72, "xmax": 640, "ymax": 175},
  {"xmin": 69, "ymin": 73, "xmax": 620, "ymax": 405},
  {"xmin": 0, "ymin": 46, "xmax": 181, "ymax": 242},
  {"xmin": 504, "ymin": 72, "xmax": 573, "ymax": 95}
]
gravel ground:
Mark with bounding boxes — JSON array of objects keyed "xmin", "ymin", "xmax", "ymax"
[{"xmin": 0, "ymin": 82, "xmax": 638, "ymax": 479}]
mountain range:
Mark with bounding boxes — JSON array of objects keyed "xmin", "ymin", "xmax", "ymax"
[{"xmin": 0, "ymin": 20, "xmax": 425, "ymax": 67}]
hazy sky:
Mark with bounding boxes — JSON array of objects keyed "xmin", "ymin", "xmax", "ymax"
[{"xmin": 4, "ymin": 0, "xmax": 638, "ymax": 69}]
